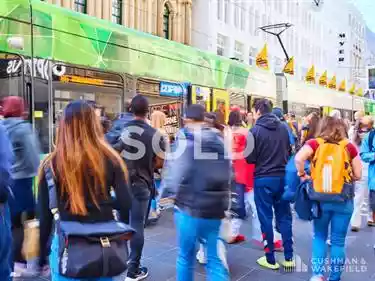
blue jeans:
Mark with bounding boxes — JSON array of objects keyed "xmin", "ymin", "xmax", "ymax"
[
  {"xmin": 312, "ymin": 201, "xmax": 354, "ymax": 281},
  {"xmin": 175, "ymin": 210, "xmax": 229, "ymax": 281},
  {"xmin": 50, "ymin": 234, "xmax": 113, "ymax": 281},
  {"xmin": 254, "ymin": 177, "xmax": 293, "ymax": 264},
  {"xmin": 0, "ymin": 204, "xmax": 12, "ymax": 281}
]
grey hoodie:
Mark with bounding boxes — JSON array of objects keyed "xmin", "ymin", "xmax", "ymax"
[{"xmin": 2, "ymin": 118, "xmax": 40, "ymax": 179}]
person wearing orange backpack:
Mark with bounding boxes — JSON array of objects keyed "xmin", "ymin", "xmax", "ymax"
[{"xmin": 295, "ymin": 117, "xmax": 362, "ymax": 281}]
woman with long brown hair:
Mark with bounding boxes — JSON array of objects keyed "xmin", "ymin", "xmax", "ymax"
[
  {"xmin": 37, "ymin": 100, "xmax": 132, "ymax": 281},
  {"xmin": 300, "ymin": 111, "xmax": 320, "ymax": 146},
  {"xmin": 295, "ymin": 117, "xmax": 362, "ymax": 281}
]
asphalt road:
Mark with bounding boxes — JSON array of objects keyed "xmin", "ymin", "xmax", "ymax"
[{"xmin": 25, "ymin": 209, "xmax": 375, "ymax": 281}]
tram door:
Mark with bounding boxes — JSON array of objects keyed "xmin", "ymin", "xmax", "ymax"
[
  {"xmin": 230, "ymin": 91, "xmax": 248, "ymax": 124},
  {"xmin": 212, "ymin": 89, "xmax": 230, "ymax": 125},
  {"xmin": 191, "ymin": 85, "xmax": 211, "ymax": 111}
]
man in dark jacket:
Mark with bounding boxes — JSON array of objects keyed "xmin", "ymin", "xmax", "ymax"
[
  {"xmin": 0, "ymin": 123, "xmax": 13, "ymax": 281},
  {"xmin": 1, "ymin": 96, "xmax": 40, "ymax": 274},
  {"xmin": 161, "ymin": 104, "xmax": 230, "ymax": 281},
  {"xmin": 246, "ymin": 99, "xmax": 294, "ymax": 270},
  {"xmin": 116, "ymin": 95, "xmax": 165, "ymax": 281}
]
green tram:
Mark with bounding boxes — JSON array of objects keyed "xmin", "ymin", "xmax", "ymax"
[{"xmin": 0, "ymin": 0, "xmax": 373, "ymax": 154}]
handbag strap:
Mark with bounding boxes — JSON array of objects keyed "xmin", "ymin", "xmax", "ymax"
[{"xmin": 44, "ymin": 164, "xmax": 59, "ymax": 219}]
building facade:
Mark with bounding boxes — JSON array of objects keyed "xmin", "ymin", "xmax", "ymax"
[
  {"xmin": 192, "ymin": 0, "xmax": 367, "ymax": 89},
  {"xmin": 43, "ymin": 0, "xmax": 192, "ymax": 45}
]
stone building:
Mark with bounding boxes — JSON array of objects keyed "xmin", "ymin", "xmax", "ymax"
[{"xmin": 43, "ymin": 0, "xmax": 192, "ymax": 45}]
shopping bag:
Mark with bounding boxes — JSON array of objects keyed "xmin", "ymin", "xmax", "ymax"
[
  {"xmin": 219, "ymin": 212, "xmax": 232, "ymax": 242},
  {"xmin": 22, "ymin": 219, "xmax": 40, "ymax": 260}
]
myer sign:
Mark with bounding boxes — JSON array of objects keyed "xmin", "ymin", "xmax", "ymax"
[{"xmin": 6, "ymin": 58, "xmax": 66, "ymax": 80}]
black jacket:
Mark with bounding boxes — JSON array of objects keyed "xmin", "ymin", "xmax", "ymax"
[
  {"xmin": 246, "ymin": 113, "xmax": 290, "ymax": 178},
  {"xmin": 117, "ymin": 119, "xmax": 165, "ymax": 200}
]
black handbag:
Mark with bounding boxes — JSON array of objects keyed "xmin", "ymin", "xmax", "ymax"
[{"xmin": 44, "ymin": 165, "xmax": 135, "ymax": 278}]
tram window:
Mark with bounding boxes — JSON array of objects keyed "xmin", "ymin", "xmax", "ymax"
[
  {"xmin": 33, "ymin": 79, "xmax": 50, "ymax": 153},
  {"xmin": 0, "ymin": 53, "xmax": 24, "ymax": 111}
]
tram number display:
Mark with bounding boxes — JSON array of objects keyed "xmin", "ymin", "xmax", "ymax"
[{"xmin": 149, "ymin": 103, "xmax": 180, "ymax": 135}]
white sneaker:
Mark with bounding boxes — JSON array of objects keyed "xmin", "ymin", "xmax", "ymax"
[
  {"xmin": 11, "ymin": 262, "xmax": 26, "ymax": 278},
  {"xmin": 196, "ymin": 249, "xmax": 207, "ymax": 264}
]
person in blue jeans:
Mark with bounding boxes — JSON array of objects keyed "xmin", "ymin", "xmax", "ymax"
[
  {"xmin": 161, "ymin": 104, "xmax": 231, "ymax": 281},
  {"xmin": 0, "ymin": 123, "xmax": 14, "ymax": 281},
  {"xmin": 295, "ymin": 117, "xmax": 362, "ymax": 281},
  {"xmin": 246, "ymin": 99, "xmax": 294, "ymax": 270}
]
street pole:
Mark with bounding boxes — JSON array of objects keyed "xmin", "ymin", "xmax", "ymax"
[{"xmin": 259, "ymin": 23, "xmax": 292, "ymax": 114}]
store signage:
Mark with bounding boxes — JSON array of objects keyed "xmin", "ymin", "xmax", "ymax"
[
  {"xmin": 6, "ymin": 58, "xmax": 66, "ymax": 79},
  {"xmin": 160, "ymin": 81, "xmax": 188, "ymax": 97},
  {"xmin": 149, "ymin": 102, "xmax": 181, "ymax": 135}
]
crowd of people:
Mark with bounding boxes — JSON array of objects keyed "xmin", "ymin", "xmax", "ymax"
[{"xmin": 0, "ymin": 94, "xmax": 374, "ymax": 281}]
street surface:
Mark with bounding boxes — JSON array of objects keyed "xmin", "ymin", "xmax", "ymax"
[{"xmin": 26, "ymin": 209, "xmax": 374, "ymax": 281}]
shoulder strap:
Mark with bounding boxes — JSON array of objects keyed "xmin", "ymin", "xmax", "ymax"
[
  {"xmin": 43, "ymin": 164, "xmax": 59, "ymax": 217},
  {"xmin": 338, "ymin": 139, "xmax": 349, "ymax": 147}
]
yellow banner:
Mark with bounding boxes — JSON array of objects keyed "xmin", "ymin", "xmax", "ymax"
[
  {"xmin": 283, "ymin": 57, "xmax": 294, "ymax": 75},
  {"xmin": 212, "ymin": 89, "xmax": 229, "ymax": 124},
  {"xmin": 328, "ymin": 76, "xmax": 337, "ymax": 89},
  {"xmin": 256, "ymin": 44, "xmax": 269, "ymax": 70},
  {"xmin": 319, "ymin": 71, "xmax": 327, "ymax": 86},
  {"xmin": 338, "ymin": 80, "xmax": 346, "ymax": 92},
  {"xmin": 349, "ymin": 84, "xmax": 356, "ymax": 95},
  {"xmin": 356, "ymin": 88, "xmax": 363, "ymax": 97},
  {"xmin": 305, "ymin": 65, "xmax": 315, "ymax": 83}
]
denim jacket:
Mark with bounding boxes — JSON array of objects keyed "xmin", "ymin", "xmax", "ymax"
[
  {"xmin": 360, "ymin": 132, "xmax": 375, "ymax": 191},
  {"xmin": 161, "ymin": 125, "xmax": 231, "ymax": 219}
]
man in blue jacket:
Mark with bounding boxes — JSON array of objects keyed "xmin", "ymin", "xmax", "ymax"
[
  {"xmin": 246, "ymin": 99, "xmax": 294, "ymax": 270},
  {"xmin": 0, "ymin": 123, "xmax": 13, "ymax": 281},
  {"xmin": 161, "ymin": 104, "xmax": 231, "ymax": 281}
]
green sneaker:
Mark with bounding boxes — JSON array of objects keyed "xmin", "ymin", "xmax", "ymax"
[
  {"xmin": 256, "ymin": 256, "xmax": 280, "ymax": 270},
  {"xmin": 282, "ymin": 259, "xmax": 296, "ymax": 272}
]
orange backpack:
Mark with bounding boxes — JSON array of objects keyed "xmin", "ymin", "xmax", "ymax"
[{"xmin": 310, "ymin": 138, "xmax": 352, "ymax": 200}]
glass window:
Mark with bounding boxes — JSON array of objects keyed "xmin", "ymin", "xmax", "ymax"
[
  {"xmin": 224, "ymin": 0, "xmax": 229, "ymax": 23},
  {"xmin": 249, "ymin": 47, "xmax": 257, "ymax": 65},
  {"xmin": 234, "ymin": 4, "xmax": 240, "ymax": 28},
  {"xmin": 248, "ymin": 6, "xmax": 253, "ymax": 33},
  {"xmin": 217, "ymin": 34, "xmax": 226, "ymax": 56},
  {"xmin": 112, "ymin": 0, "xmax": 122, "ymax": 24},
  {"xmin": 74, "ymin": 0, "xmax": 86, "ymax": 14},
  {"xmin": 163, "ymin": 4, "xmax": 170, "ymax": 39},
  {"xmin": 217, "ymin": 0, "xmax": 223, "ymax": 20},
  {"xmin": 254, "ymin": 10, "xmax": 260, "ymax": 35},
  {"xmin": 240, "ymin": 4, "xmax": 245, "ymax": 31},
  {"xmin": 234, "ymin": 41, "xmax": 244, "ymax": 61}
]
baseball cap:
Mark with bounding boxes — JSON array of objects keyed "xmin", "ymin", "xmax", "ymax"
[{"xmin": 185, "ymin": 104, "xmax": 205, "ymax": 121}]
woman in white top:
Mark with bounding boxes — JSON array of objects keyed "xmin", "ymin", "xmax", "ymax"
[
  {"xmin": 149, "ymin": 110, "xmax": 168, "ymax": 221},
  {"xmin": 350, "ymin": 115, "xmax": 373, "ymax": 231}
]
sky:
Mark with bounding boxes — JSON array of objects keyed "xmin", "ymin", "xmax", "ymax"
[{"xmin": 354, "ymin": 0, "xmax": 375, "ymax": 32}]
